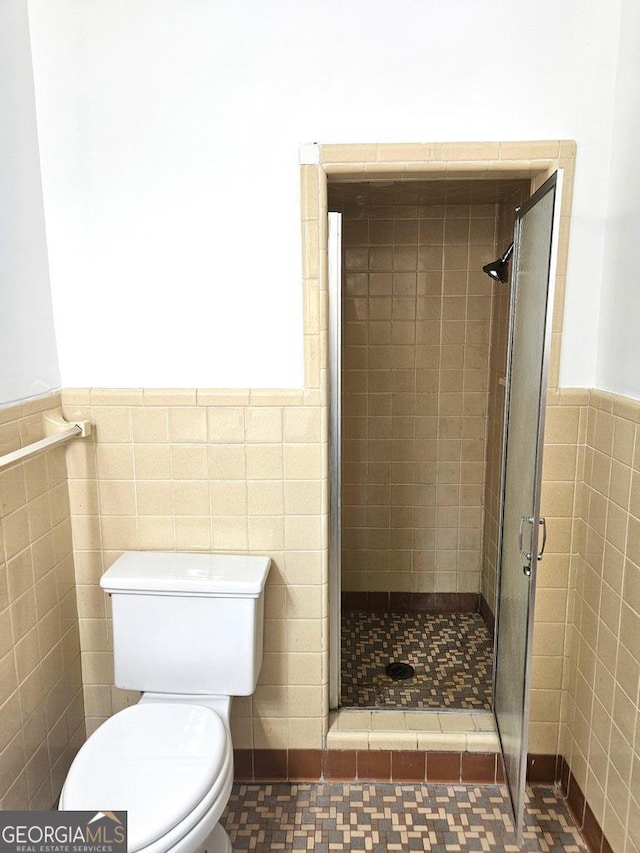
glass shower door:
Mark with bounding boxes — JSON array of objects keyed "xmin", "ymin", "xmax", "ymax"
[{"xmin": 493, "ymin": 172, "xmax": 563, "ymax": 840}]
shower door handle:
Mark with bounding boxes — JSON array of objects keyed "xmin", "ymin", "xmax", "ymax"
[
  {"xmin": 537, "ymin": 517, "xmax": 547, "ymax": 561},
  {"xmin": 518, "ymin": 516, "xmax": 534, "ymax": 577},
  {"xmin": 518, "ymin": 516, "xmax": 546, "ymax": 576},
  {"xmin": 518, "ymin": 516, "xmax": 533, "ymax": 559}
]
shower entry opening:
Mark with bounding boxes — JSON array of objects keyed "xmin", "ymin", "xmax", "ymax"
[{"xmin": 327, "ymin": 169, "xmax": 563, "ymax": 840}]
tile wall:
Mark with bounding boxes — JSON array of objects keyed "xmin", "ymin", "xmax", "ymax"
[
  {"xmin": 530, "ymin": 388, "xmax": 585, "ymax": 757},
  {"xmin": 60, "ymin": 389, "xmax": 328, "ymax": 753},
  {"xmin": 334, "ymin": 186, "xmax": 498, "ymax": 596},
  {"xmin": 0, "ymin": 394, "xmax": 85, "ymax": 808},
  {"xmin": 561, "ymin": 390, "xmax": 640, "ymax": 853}
]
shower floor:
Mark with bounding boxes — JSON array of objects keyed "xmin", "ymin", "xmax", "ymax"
[{"xmin": 340, "ymin": 610, "xmax": 493, "ymax": 711}]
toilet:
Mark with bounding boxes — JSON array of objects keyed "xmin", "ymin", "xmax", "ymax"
[{"xmin": 59, "ymin": 550, "xmax": 271, "ymax": 853}]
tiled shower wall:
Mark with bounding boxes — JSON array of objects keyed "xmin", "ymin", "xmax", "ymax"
[
  {"xmin": 337, "ymin": 193, "xmax": 498, "ymax": 595},
  {"xmin": 0, "ymin": 394, "xmax": 85, "ymax": 808}
]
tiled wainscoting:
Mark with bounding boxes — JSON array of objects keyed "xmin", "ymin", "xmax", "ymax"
[
  {"xmin": 0, "ymin": 394, "xmax": 85, "ymax": 808},
  {"xmin": 559, "ymin": 389, "xmax": 640, "ymax": 853},
  {"xmin": 60, "ymin": 387, "xmax": 328, "ymax": 750}
]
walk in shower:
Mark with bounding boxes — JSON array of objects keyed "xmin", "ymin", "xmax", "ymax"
[{"xmin": 328, "ymin": 178, "xmax": 531, "ymax": 712}]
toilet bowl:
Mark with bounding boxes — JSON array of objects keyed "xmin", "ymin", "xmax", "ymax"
[
  {"xmin": 60, "ymin": 703, "xmax": 234, "ymax": 853},
  {"xmin": 58, "ymin": 551, "xmax": 271, "ymax": 853}
]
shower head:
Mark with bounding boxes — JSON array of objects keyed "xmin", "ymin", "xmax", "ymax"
[{"xmin": 483, "ymin": 242, "xmax": 514, "ymax": 284}]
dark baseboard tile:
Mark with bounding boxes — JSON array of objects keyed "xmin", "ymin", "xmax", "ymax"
[
  {"xmin": 236, "ymin": 749, "xmax": 567, "ymax": 788},
  {"xmin": 341, "ymin": 591, "xmax": 480, "ymax": 614},
  {"xmin": 478, "ymin": 594, "xmax": 495, "ymax": 637},
  {"xmin": 253, "ymin": 748, "xmax": 287, "ymax": 781},
  {"xmin": 322, "ymin": 749, "xmax": 357, "ymax": 781},
  {"xmin": 235, "ymin": 749, "xmax": 324, "ymax": 782},
  {"xmin": 234, "ymin": 748, "xmax": 501, "ymax": 784},
  {"xmin": 233, "ymin": 748, "xmax": 254, "ymax": 780},
  {"xmin": 558, "ymin": 755, "xmax": 610, "ymax": 853},
  {"xmin": 526, "ymin": 753, "xmax": 560, "ymax": 785},
  {"xmin": 288, "ymin": 748, "xmax": 324, "ymax": 781}
]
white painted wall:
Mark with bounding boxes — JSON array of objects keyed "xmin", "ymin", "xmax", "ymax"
[
  {"xmin": 595, "ymin": 0, "xmax": 640, "ymax": 400},
  {"xmin": 0, "ymin": 0, "xmax": 60, "ymax": 405},
  {"xmin": 26, "ymin": 0, "xmax": 621, "ymax": 389}
]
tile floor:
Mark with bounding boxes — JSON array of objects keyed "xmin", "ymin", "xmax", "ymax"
[
  {"xmin": 222, "ymin": 782, "xmax": 585, "ymax": 852},
  {"xmin": 341, "ymin": 611, "xmax": 494, "ymax": 710}
]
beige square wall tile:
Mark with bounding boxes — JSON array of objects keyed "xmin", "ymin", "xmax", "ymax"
[
  {"xmin": 175, "ymin": 517, "xmax": 212, "ymax": 551},
  {"xmin": 132, "ymin": 444, "xmax": 170, "ymax": 479},
  {"xmin": 212, "ymin": 517, "xmax": 248, "ymax": 551},
  {"xmin": 208, "ymin": 445, "xmax": 247, "ymax": 480},
  {"xmin": 247, "ymin": 481, "xmax": 283, "ymax": 516},
  {"xmin": 286, "ymin": 619, "xmax": 322, "ymax": 653},
  {"xmin": 171, "ymin": 445, "xmax": 209, "ymax": 480},
  {"xmin": 284, "ymin": 444, "xmax": 324, "ymax": 480},
  {"xmin": 287, "ymin": 685, "xmax": 323, "ymax": 717},
  {"xmin": 207, "ymin": 408, "xmax": 245, "ymax": 443},
  {"xmin": 289, "ymin": 717, "xmax": 324, "ymax": 750},
  {"xmin": 284, "ymin": 481, "xmax": 323, "ymax": 515},
  {"xmin": 201, "ymin": 470, "xmax": 248, "ymax": 511},
  {"xmin": 92, "ymin": 408, "xmax": 132, "ymax": 443},
  {"xmin": 136, "ymin": 481, "xmax": 173, "ymax": 516},
  {"xmin": 137, "ymin": 516, "xmax": 175, "ymax": 550},
  {"xmin": 283, "ymin": 408, "xmax": 322, "ymax": 443},
  {"xmin": 247, "ymin": 516, "xmax": 284, "ymax": 551},
  {"xmin": 246, "ymin": 444, "xmax": 284, "ymax": 480},
  {"xmin": 132, "ymin": 407, "xmax": 169, "ymax": 442},
  {"xmin": 284, "ymin": 516, "xmax": 323, "ymax": 550},
  {"xmin": 97, "ymin": 481, "xmax": 136, "ymax": 515},
  {"xmin": 245, "ymin": 408, "xmax": 282, "ymax": 443},
  {"xmin": 169, "ymin": 408, "xmax": 207, "ymax": 443},
  {"xmin": 173, "ymin": 481, "xmax": 210, "ymax": 516}
]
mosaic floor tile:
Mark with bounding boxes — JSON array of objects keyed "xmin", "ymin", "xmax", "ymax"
[
  {"xmin": 223, "ymin": 783, "xmax": 585, "ymax": 852},
  {"xmin": 341, "ymin": 611, "xmax": 493, "ymax": 710}
]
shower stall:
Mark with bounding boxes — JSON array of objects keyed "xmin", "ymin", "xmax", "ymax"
[{"xmin": 327, "ymin": 178, "xmax": 531, "ymax": 712}]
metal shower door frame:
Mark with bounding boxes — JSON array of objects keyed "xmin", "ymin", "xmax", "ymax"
[
  {"xmin": 492, "ymin": 170, "xmax": 564, "ymax": 841},
  {"xmin": 328, "ymin": 211, "xmax": 342, "ymax": 710}
]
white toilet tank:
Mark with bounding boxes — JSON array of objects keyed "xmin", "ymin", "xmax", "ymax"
[{"xmin": 100, "ymin": 551, "xmax": 271, "ymax": 696}]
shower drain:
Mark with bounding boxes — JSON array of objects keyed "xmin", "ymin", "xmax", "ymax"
[{"xmin": 385, "ymin": 661, "xmax": 415, "ymax": 681}]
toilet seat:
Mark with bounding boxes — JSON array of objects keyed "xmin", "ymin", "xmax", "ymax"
[{"xmin": 59, "ymin": 703, "xmax": 233, "ymax": 853}]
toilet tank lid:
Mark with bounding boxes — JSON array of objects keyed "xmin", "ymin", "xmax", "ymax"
[{"xmin": 100, "ymin": 551, "xmax": 271, "ymax": 597}]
